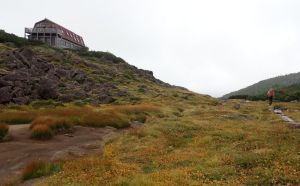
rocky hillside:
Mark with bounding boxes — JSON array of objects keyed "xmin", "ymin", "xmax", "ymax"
[
  {"xmin": 0, "ymin": 31, "xmax": 176, "ymax": 106},
  {"xmin": 222, "ymin": 72, "xmax": 300, "ymax": 100}
]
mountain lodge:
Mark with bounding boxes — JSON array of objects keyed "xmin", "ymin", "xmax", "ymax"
[{"xmin": 25, "ymin": 18, "xmax": 85, "ymax": 49}]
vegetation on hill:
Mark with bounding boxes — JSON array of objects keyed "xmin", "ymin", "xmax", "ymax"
[
  {"xmin": 1, "ymin": 31, "xmax": 299, "ymax": 185},
  {"xmin": 227, "ymin": 83, "xmax": 300, "ymax": 102},
  {"xmin": 223, "ymin": 72, "xmax": 300, "ymax": 101},
  {"xmin": 0, "ymin": 30, "xmax": 171, "ymax": 106},
  {"xmin": 0, "ymin": 30, "xmax": 43, "ymax": 47}
]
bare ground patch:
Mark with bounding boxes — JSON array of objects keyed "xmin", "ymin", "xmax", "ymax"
[{"xmin": 0, "ymin": 124, "xmax": 117, "ymax": 184}]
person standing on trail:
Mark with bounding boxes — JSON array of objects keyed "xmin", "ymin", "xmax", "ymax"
[{"xmin": 267, "ymin": 88, "xmax": 275, "ymax": 105}]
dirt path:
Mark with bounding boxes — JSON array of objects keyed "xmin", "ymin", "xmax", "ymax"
[
  {"xmin": 272, "ymin": 108, "xmax": 300, "ymax": 128},
  {"xmin": 0, "ymin": 124, "xmax": 117, "ymax": 184}
]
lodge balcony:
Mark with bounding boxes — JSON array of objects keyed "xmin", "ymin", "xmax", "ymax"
[{"xmin": 25, "ymin": 27, "xmax": 63, "ymax": 35}]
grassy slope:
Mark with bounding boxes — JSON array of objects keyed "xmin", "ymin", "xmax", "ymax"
[
  {"xmin": 1, "ymin": 33, "xmax": 299, "ymax": 185},
  {"xmin": 39, "ymin": 96, "xmax": 300, "ymax": 185}
]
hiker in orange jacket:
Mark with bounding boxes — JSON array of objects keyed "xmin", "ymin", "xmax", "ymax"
[{"xmin": 267, "ymin": 88, "xmax": 275, "ymax": 105}]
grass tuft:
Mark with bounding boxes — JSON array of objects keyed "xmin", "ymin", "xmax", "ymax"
[
  {"xmin": 22, "ymin": 161, "xmax": 63, "ymax": 180},
  {"xmin": 112, "ymin": 104, "xmax": 160, "ymax": 114},
  {"xmin": 0, "ymin": 111, "xmax": 34, "ymax": 124},
  {"xmin": 30, "ymin": 116, "xmax": 72, "ymax": 132},
  {"xmin": 31, "ymin": 124, "xmax": 53, "ymax": 140},
  {"xmin": 0, "ymin": 123, "xmax": 9, "ymax": 141},
  {"xmin": 80, "ymin": 111, "xmax": 130, "ymax": 128}
]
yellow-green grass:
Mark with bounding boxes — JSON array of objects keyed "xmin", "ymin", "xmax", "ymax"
[
  {"xmin": 22, "ymin": 161, "xmax": 63, "ymax": 181},
  {"xmin": 274, "ymin": 102, "xmax": 300, "ymax": 122},
  {"xmin": 40, "ymin": 99, "xmax": 300, "ymax": 185},
  {"xmin": 0, "ymin": 103, "xmax": 160, "ymax": 128},
  {"xmin": 0, "ymin": 111, "xmax": 35, "ymax": 124}
]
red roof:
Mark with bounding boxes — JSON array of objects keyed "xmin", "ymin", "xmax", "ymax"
[{"xmin": 34, "ymin": 18, "xmax": 85, "ymax": 47}]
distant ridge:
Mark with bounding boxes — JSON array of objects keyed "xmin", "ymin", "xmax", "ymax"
[{"xmin": 222, "ymin": 72, "xmax": 300, "ymax": 100}]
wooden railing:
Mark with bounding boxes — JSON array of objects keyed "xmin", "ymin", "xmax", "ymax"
[{"xmin": 25, "ymin": 27, "xmax": 63, "ymax": 35}]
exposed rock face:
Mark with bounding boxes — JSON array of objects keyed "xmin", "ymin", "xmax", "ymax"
[
  {"xmin": 0, "ymin": 48, "xmax": 93, "ymax": 104},
  {"xmin": 0, "ymin": 86, "xmax": 12, "ymax": 103},
  {"xmin": 37, "ymin": 78, "xmax": 58, "ymax": 99},
  {"xmin": 0, "ymin": 47, "xmax": 169, "ymax": 105}
]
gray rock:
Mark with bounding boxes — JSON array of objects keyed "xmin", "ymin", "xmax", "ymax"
[
  {"xmin": 233, "ymin": 103, "xmax": 241, "ymax": 110},
  {"xmin": 0, "ymin": 86, "xmax": 12, "ymax": 103},
  {"xmin": 288, "ymin": 123, "xmax": 300, "ymax": 129},
  {"xmin": 37, "ymin": 78, "xmax": 58, "ymax": 99},
  {"xmin": 281, "ymin": 115, "xmax": 294, "ymax": 122},
  {"xmin": 0, "ymin": 79, "xmax": 12, "ymax": 87},
  {"xmin": 55, "ymin": 68, "xmax": 68, "ymax": 78},
  {"xmin": 34, "ymin": 59, "xmax": 53, "ymax": 72},
  {"xmin": 116, "ymin": 90, "xmax": 129, "ymax": 97},
  {"xmin": 0, "ymin": 69, "xmax": 10, "ymax": 76},
  {"xmin": 74, "ymin": 90, "xmax": 87, "ymax": 99},
  {"xmin": 13, "ymin": 96, "xmax": 30, "ymax": 104},
  {"xmin": 104, "ymin": 126, "xmax": 117, "ymax": 131},
  {"xmin": 3, "ymin": 73, "xmax": 25, "ymax": 81},
  {"xmin": 274, "ymin": 109, "xmax": 283, "ymax": 114},
  {"xmin": 130, "ymin": 121, "xmax": 144, "ymax": 128},
  {"xmin": 20, "ymin": 47, "xmax": 35, "ymax": 61},
  {"xmin": 11, "ymin": 87, "xmax": 25, "ymax": 97},
  {"xmin": 98, "ymin": 94, "xmax": 115, "ymax": 104}
]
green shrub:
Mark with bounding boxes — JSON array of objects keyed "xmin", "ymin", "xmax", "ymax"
[
  {"xmin": 0, "ymin": 30, "xmax": 43, "ymax": 47},
  {"xmin": 235, "ymin": 153, "xmax": 274, "ymax": 169},
  {"xmin": 73, "ymin": 100, "xmax": 87, "ymax": 107},
  {"xmin": 75, "ymin": 49, "xmax": 125, "ymax": 63},
  {"xmin": 177, "ymin": 108, "xmax": 184, "ymax": 113},
  {"xmin": 138, "ymin": 87, "xmax": 146, "ymax": 93},
  {"xmin": 30, "ymin": 100, "xmax": 64, "ymax": 109},
  {"xmin": 5, "ymin": 103, "xmax": 23, "ymax": 110},
  {"xmin": 173, "ymin": 111, "xmax": 183, "ymax": 117}
]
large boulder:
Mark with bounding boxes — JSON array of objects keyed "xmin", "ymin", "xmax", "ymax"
[
  {"xmin": 19, "ymin": 48, "xmax": 35, "ymax": 61},
  {"xmin": 70, "ymin": 70, "xmax": 87, "ymax": 83},
  {"xmin": 98, "ymin": 93, "xmax": 115, "ymax": 104},
  {"xmin": 0, "ymin": 86, "xmax": 12, "ymax": 104},
  {"xmin": 0, "ymin": 79, "xmax": 12, "ymax": 87},
  {"xmin": 33, "ymin": 59, "xmax": 53, "ymax": 73},
  {"xmin": 37, "ymin": 78, "xmax": 58, "ymax": 99},
  {"xmin": 13, "ymin": 96, "xmax": 30, "ymax": 104},
  {"xmin": 11, "ymin": 87, "xmax": 25, "ymax": 97}
]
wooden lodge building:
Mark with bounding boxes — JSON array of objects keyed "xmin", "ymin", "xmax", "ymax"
[{"xmin": 25, "ymin": 18, "xmax": 85, "ymax": 49}]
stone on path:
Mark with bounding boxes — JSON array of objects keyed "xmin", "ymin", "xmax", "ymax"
[
  {"xmin": 273, "ymin": 108, "xmax": 300, "ymax": 129},
  {"xmin": 281, "ymin": 115, "xmax": 294, "ymax": 123},
  {"xmin": 274, "ymin": 109, "xmax": 283, "ymax": 114}
]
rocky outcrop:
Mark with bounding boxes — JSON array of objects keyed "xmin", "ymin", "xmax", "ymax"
[
  {"xmin": 0, "ymin": 47, "xmax": 169, "ymax": 105},
  {"xmin": 0, "ymin": 47, "xmax": 176, "ymax": 106},
  {"xmin": 0, "ymin": 48, "xmax": 113, "ymax": 104}
]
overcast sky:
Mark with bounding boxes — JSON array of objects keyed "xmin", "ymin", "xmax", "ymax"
[{"xmin": 1, "ymin": 0, "xmax": 300, "ymax": 97}]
